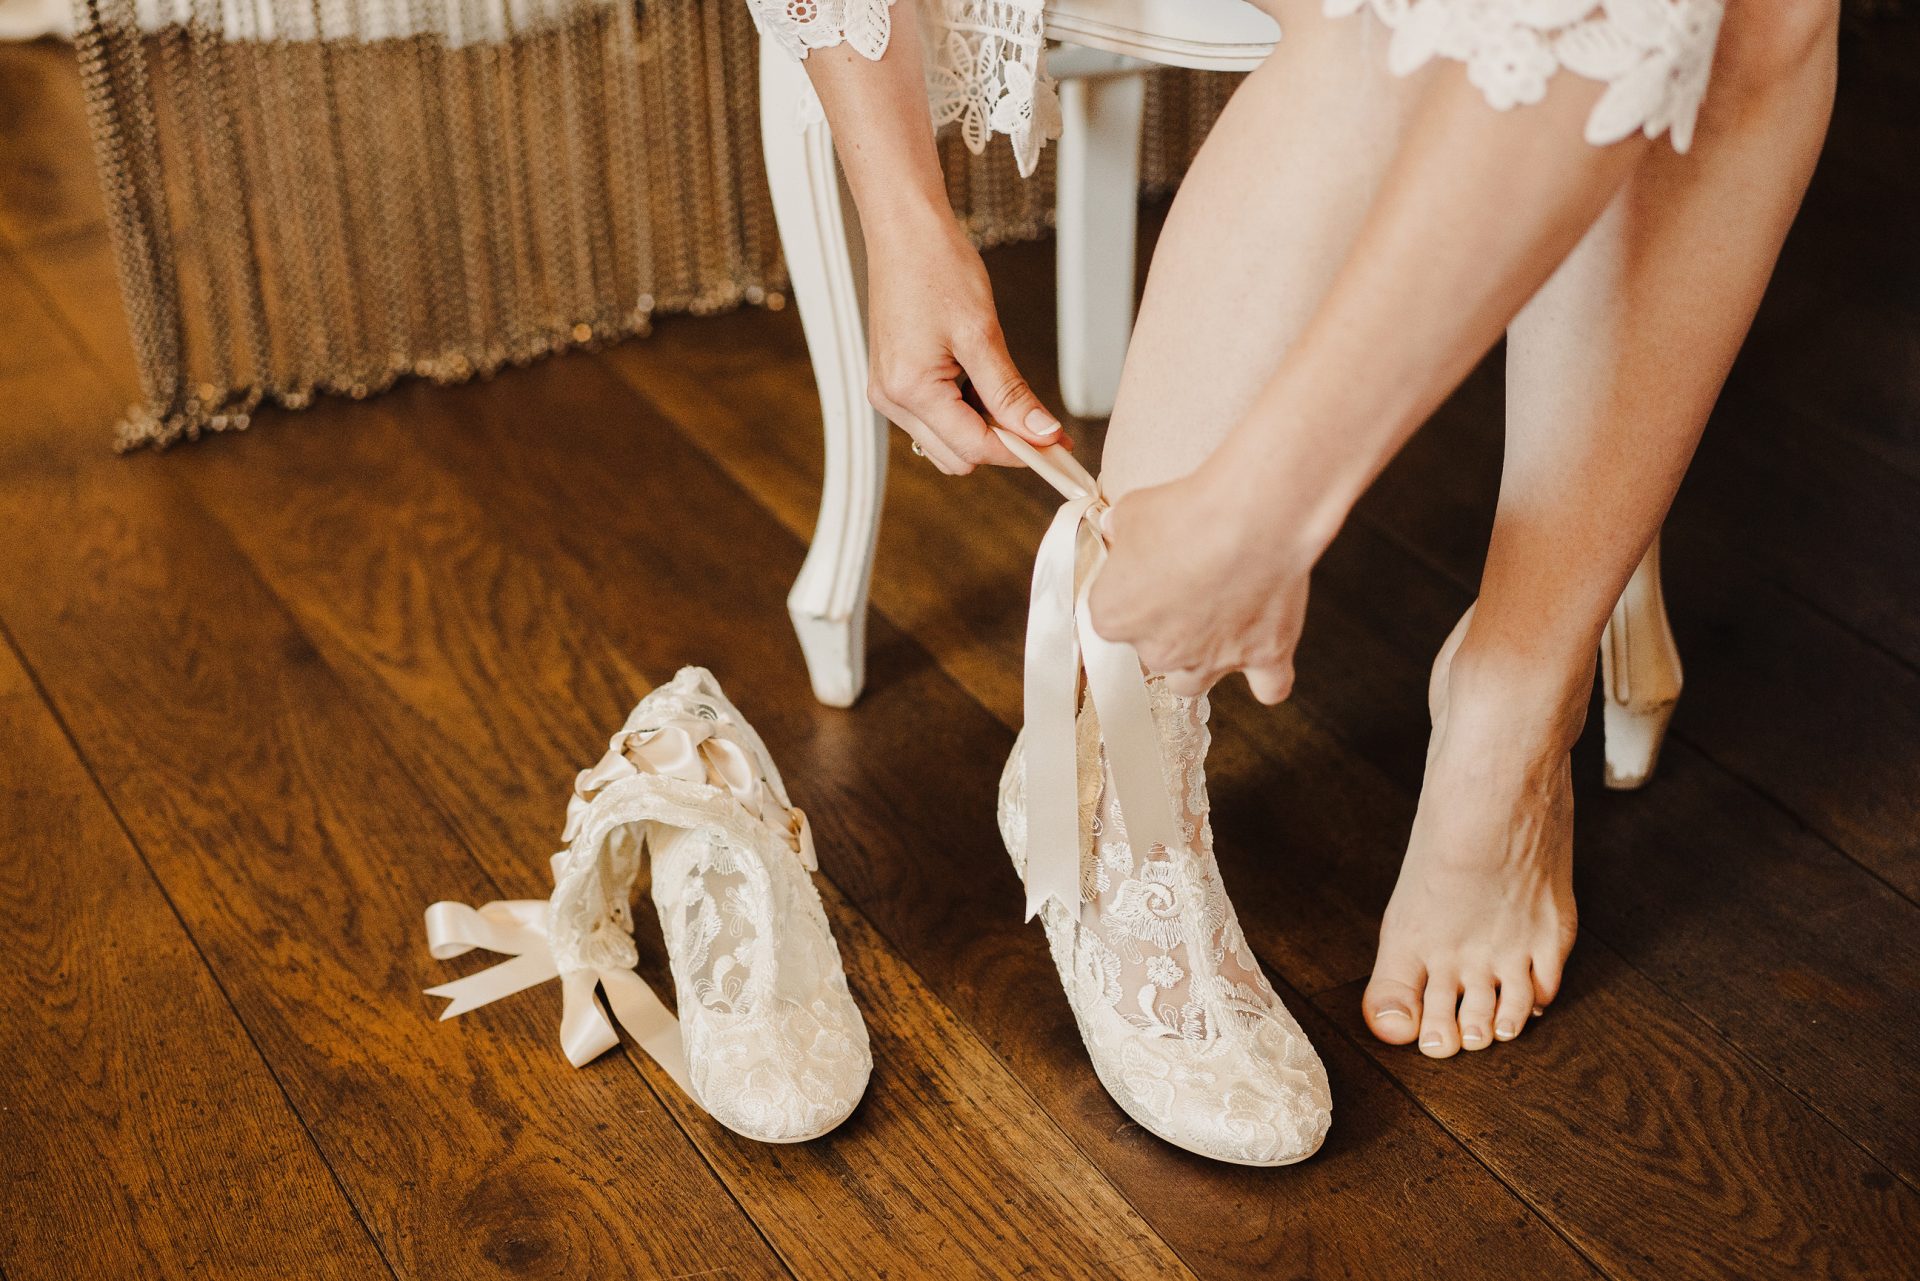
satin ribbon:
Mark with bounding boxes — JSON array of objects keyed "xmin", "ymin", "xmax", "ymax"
[
  {"xmin": 423, "ymin": 854, "xmax": 692, "ymax": 1090},
  {"xmin": 427, "ymin": 722, "xmax": 819, "ymax": 1082},
  {"xmin": 565, "ymin": 720, "xmax": 762, "ymax": 843},
  {"xmin": 996, "ymin": 429, "xmax": 1186, "ymax": 923}
]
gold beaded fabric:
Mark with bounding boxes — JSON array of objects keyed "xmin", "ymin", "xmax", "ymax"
[{"xmin": 71, "ymin": 0, "xmax": 1235, "ymax": 450}]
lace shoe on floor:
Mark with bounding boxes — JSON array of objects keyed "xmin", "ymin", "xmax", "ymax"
[{"xmin": 425, "ymin": 666, "xmax": 871, "ymax": 1143}]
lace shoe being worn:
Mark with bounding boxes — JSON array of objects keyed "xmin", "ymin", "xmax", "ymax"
[
  {"xmin": 1001, "ymin": 685, "xmax": 1331, "ymax": 1166},
  {"xmin": 426, "ymin": 666, "xmax": 870, "ymax": 1143},
  {"xmin": 993, "ymin": 428, "xmax": 1331, "ymax": 1166}
]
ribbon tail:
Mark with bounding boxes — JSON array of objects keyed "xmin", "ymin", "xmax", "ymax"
[
  {"xmin": 558, "ymin": 970, "xmax": 624, "ymax": 1067},
  {"xmin": 426, "ymin": 949, "xmax": 561, "ymax": 1020},
  {"xmin": 1077, "ymin": 580, "xmax": 1185, "ymax": 859},
  {"xmin": 598, "ymin": 968, "xmax": 693, "ymax": 1096},
  {"xmin": 1022, "ymin": 495, "xmax": 1097, "ymax": 921}
]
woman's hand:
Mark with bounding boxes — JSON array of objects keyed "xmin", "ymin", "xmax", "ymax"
[
  {"xmin": 1088, "ymin": 468, "xmax": 1316, "ymax": 705},
  {"xmin": 863, "ymin": 210, "xmax": 1067, "ymax": 474}
]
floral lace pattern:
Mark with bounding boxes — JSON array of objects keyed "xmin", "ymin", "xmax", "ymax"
[
  {"xmin": 1001, "ymin": 678, "xmax": 1332, "ymax": 1165},
  {"xmin": 752, "ymin": 0, "xmax": 1719, "ymax": 168},
  {"xmin": 749, "ymin": 0, "xmax": 897, "ymax": 61},
  {"xmin": 1328, "ymin": 0, "xmax": 1724, "ymax": 151},
  {"xmin": 746, "ymin": 0, "xmax": 1060, "ymax": 176},
  {"xmin": 549, "ymin": 667, "xmax": 870, "ymax": 1142}
]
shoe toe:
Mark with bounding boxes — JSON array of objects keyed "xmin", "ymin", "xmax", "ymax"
[
  {"xmin": 689, "ymin": 1000, "xmax": 872, "ymax": 1143},
  {"xmin": 1100, "ymin": 1022, "xmax": 1331, "ymax": 1167}
]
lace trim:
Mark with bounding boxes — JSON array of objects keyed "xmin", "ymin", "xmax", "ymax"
[
  {"xmin": 1328, "ymin": 0, "xmax": 1724, "ymax": 152},
  {"xmin": 748, "ymin": 0, "xmax": 897, "ymax": 61},
  {"xmin": 922, "ymin": 0, "xmax": 1059, "ymax": 177},
  {"xmin": 747, "ymin": 0, "xmax": 1060, "ymax": 177}
]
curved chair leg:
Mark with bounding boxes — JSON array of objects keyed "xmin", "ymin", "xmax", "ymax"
[
  {"xmin": 760, "ymin": 37, "xmax": 888, "ymax": 707},
  {"xmin": 1055, "ymin": 67, "xmax": 1144, "ymax": 419},
  {"xmin": 1600, "ymin": 531, "xmax": 1684, "ymax": 790}
]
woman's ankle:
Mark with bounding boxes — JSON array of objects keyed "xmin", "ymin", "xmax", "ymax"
[{"xmin": 1439, "ymin": 636, "xmax": 1595, "ymax": 753}]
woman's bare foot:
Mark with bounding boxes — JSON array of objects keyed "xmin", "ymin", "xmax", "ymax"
[{"xmin": 1362, "ymin": 612, "xmax": 1584, "ymax": 1057}]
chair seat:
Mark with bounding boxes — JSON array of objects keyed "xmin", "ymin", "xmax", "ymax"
[{"xmin": 1044, "ymin": 0, "xmax": 1279, "ymax": 71}]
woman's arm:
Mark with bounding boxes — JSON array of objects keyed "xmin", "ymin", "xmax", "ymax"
[{"xmin": 795, "ymin": 1, "xmax": 1065, "ymax": 474}]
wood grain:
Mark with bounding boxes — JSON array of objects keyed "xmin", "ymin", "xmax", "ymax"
[
  {"xmin": 0, "ymin": 255, "xmax": 786, "ymax": 1280},
  {"xmin": 1319, "ymin": 951, "xmax": 1920, "ymax": 1280},
  {"xmin": 0, "ymin": 629, "xmax": 388, "ymax": 1279}
]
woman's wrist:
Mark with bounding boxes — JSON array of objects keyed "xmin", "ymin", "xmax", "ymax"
[{"xmin": 861, "ymin": 194, "xmax": 967, "ymax": 262}]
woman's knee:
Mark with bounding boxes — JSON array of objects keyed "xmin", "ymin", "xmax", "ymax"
[{"xmin": 1714, "ymin": 0, "xmax": 1840, "ymax": 94}]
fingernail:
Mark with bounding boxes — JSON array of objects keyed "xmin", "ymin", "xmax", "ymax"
[
  {"xmin": 1461, "ymin": 1027, "xmax": 1488, "ymax": 1047},
  {"xmin": 1375, "ymin": 1006, "xmax": 1410, "ymax": 1023},
  {"xmin": 1419, "ymin": 1032, "xmax": 1443, "ymax": 1050},
  {"xmin": 1025, "ymin": 408, "xmax": 1061, "ymax": 437},
  {"xmin": 1495, "ymin": 1021, "xmax": 1516, "ymax": 1041}
]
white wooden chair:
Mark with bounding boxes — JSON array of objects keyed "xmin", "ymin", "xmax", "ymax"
[{"xmin": 757, "ymin": 0, "xmax": 1682, "ymax": 789}]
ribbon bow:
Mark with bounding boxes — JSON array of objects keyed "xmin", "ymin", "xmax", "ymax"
[
  {"xmin": 565, "ymin": 719, "xmax": 763, "ymax": 843},
  {"xmin": 996, "ymin": 429, "xmax": 1187, "ymax": 923},
  {"xmin": 422, "ymin": 861, "xmax": 693, "ymax": 1088}
]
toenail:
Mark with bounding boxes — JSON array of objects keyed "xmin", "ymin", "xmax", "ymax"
[
  {"xmin": 1462, "ymin": 1027, "xmax": 1487, "ymax": 1046},
  {"xmin": 1495, "ymin": 1022, "xmax": 1516, "ymax": 1040},
  {"xmin": 1420, "ymin": 1032, "xmax": 1442, "ymax": 1050},
  {"xmin": 1532, "ymin": 1005, "xmax": 1545, "ymax": 1017},
  {"xmin": 1376, "ymin": 1006, "xmax": 1411, "ymax": 1023}
]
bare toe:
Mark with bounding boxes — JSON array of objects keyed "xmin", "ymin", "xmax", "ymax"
[
  {"xmin": 1363, "ymin": 963, "xmax": 1425, "ymax": 1046},
  {"xmin": 1531, "ymin": 951, "xmax": 1566, "ymax": 1013},
  {"xmin": 1494, "ymin": 961, "xmax": 1534, "ymax": 1041},
  {"xmin": 1457, "ymin": 975, "xmax": 1498, "ymax": 1051},
  {"xmin": 1418, "ymin": 973, "xmax": 1463, "ymax": 1058}
]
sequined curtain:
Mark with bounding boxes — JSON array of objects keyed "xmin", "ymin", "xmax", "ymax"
[{"xmin": 70, "ymin": 0, "xmax": 1234, "ymax": 449}]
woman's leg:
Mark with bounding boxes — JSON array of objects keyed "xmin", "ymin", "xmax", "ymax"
[
  {"xmin": 1098, "ymin": 6, "xmax": 1424, "ymax": 498},
  {"xmin": 1363, "ymin": 1, "xmax": 1842, "ymax": 1056}
]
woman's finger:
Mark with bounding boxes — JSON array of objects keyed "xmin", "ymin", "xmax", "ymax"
[
  {"xmin": 956, "ymin": 331, "xmax": 1065, "ymax": 446},
  {"xmin": 914, "ymin": 385, "xmax": 1025, "ymax": 469},
  {"xmin": 1245, "ymin": 663, "xmax": 1296, "ymax": 705},
  {"xmin": 893, "ymin": 410, "xmax": 975, "ymax": 476}
]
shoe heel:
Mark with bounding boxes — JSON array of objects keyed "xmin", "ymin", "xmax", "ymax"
[{"xmin": 1599, "ymin": 535, "xmax": 1683, "ymax": 791}]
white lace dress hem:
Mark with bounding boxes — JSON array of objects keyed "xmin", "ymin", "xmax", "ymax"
[{"xmin": 744, "ymin": 0, "xmax": 1723, "ymax": 174}]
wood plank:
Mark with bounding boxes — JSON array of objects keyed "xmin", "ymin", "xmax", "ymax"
[
  {"xmin": 0, "ymin": 631, "xmax": 389, "ymax": 1278},
  {"xmin": 171, "ymin": 391, "xmax": 1198, "ymax": 1281},
  {"xmin": 1319, "ymin": 950, "xmax": 1920, "ymax": 1280},
  {"xmin": 407, "ymin": 351, "xmax": 1601, "ymax": 1279},
  {"xmin": 0, "ymin": 253, "xmax": 786, "ymax": 1281},
  {"xmin": 604, "ymin": 252, "xmax": 1920, "ymax": 1265}
]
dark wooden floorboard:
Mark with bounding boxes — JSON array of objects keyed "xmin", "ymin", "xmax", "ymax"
[
  {"xmin": 0, "ymin": 620, "xmax": 389, "ymax": 1279},
  {"xmin": 0, "ymin": 261, "xmax": 788, "ymax": 1279}
]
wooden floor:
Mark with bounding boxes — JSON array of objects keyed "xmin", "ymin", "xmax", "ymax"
[{"xmin": 4, "ymin": 25, "xmax": 1918, "ymax": 1281}]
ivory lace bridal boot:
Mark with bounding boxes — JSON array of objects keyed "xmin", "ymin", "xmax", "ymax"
[
  {"xmin": 994, "ymin": 431, "xmax": 1332, "ymax": 1166},
  {"xmin": 425, "ymin": 667, "xmax": 871, "ymax": 1143}
]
